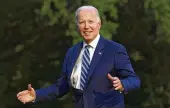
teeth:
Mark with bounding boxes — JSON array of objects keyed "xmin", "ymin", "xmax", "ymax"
[{"xmin": 84, "ymin": 31, "xmax": 90, "ymax": 33}]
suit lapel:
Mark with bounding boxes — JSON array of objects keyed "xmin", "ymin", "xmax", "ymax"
[
  {"xmin": 85, "ymin": 36, "xmax": 105, "ymax": 89},
  {"xmin": 67, "ymin": 37, "xmax": 105, "ymax": 90}
]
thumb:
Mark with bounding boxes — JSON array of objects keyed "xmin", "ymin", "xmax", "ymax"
[
  {"xmin": 107, "ymin": 73, "xmax": 114, "ymax": 81},
  {"xmin": 28, "ymin": 84, "xmax": 33, "ymax": 91}
]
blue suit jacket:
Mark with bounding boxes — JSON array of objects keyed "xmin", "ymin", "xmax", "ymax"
[{"xmin": 35, "ymin": 36, "xmax": 140, "ymax": 108}]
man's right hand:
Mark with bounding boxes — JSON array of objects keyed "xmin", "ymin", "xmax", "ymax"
[{"xmin": 17, "ymin": 84, "xmax": 36, "ymax": 104}]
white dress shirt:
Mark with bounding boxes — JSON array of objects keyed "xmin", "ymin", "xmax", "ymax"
[{"xmin": 70, "ymin": 34, "xmax": 100, "ymax": 89}]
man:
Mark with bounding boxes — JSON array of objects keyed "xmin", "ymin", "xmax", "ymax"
[{"xmin": 17, "ymin": 5, "xmax": 140, "ymax": 108}]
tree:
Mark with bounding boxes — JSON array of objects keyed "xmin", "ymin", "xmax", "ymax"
[
  {"xmin": 116, "ymin": 0, "xmax": 170, "ymax": 107},
  {"xmin": 1, "ymin": 0, "xmax": 170, "ymax": 108}
]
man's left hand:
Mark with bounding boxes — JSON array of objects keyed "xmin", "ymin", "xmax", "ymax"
[{"xmin": 107, "ymin": 73, "xmax": 124, "ymax": 92}]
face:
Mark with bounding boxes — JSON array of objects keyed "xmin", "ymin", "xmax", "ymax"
[{"xmin": 77, "ymin": 9, "xmax": 101, "ymax": 44}]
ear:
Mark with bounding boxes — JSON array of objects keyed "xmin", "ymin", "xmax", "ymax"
[
  {"xmin": 76, "ymin": 24, "xmax": 79, "ymax": 31},
  {"xmin": 98, "ymin": 21, "xmax": 101, "ymax": 30}
]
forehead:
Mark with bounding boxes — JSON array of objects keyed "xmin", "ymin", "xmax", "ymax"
[{"xmin": 78, "ymin": 9, "xmax": 97, "ymax": 20}]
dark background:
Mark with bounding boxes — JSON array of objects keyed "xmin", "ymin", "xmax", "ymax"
[{"xmin": 0, "ymin": 0, "xmax": 170, "ymax": 108}]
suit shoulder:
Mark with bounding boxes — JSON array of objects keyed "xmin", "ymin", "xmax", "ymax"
[
  {"xmin": 66, "ymin": 42, "xmax": 82, "ymax": 53},
  {"xmin": 104, "ymin": 39, "xmax": 126, "ymax": 51}
]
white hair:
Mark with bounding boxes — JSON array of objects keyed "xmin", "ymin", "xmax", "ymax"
[{"xmin": 75, "ymin": 5, "xmax": 101, "ymax": 24}]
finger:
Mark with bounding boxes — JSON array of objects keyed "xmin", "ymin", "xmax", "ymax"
[
  {"xmin": 17, "ymin": 93, "xmax": 21, "ymax": 97},
  {"xmin": 17, "ymin": 92, "xmax": 23, "ymax": 97},
  {"xmin": 113, "ymin": 77, "xmax": 119, "ymax": 81},
  {"xmin": 28, "ymin": 84, "xmax": 32, "ymax": 90},
  {"xmin": 21, "ymin": 97, "xmax": 29, "ymax": 102},
  {"xmin": 18, "ymin": 97, "xmax": 26, "ymax": 103},
  {"xmin": 115, "ymin": 85, "xmax": 121, "ymax": 90},
  {"xmin": 113, "ymin": 80, "xmax": 119, "ymax": 84},
  {"xmin": 17, "ymin": 91, "xmax": 27, "ymax": 97},
  {"xmin": 20, "ymin": 97, "xmax": 29, "ymax": 104},
  {"xmin": 107, "ymin": 74, "xmax": 114, "ymax": 81},
  {"xmin": 18, "ymin": 95, "xmax": 27, "ymax": 101},
  {"xmin": 113, "ymin": 83, "xmax": 119, "ymax": 88},
  {"xmin": 18, "ymin": 96, "xmax": 22, "ymax": 101},
  {"xmin": 20, "ymin": 98, "xmax": 26, "ymax": 104},
  {"xmin": 22, "ymin": 96, "xmax": 33, "ymax": 103}
]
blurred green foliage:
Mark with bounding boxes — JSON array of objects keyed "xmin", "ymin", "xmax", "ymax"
[{"xmin": 0, "ymin": 0, "xmax": 170, "ymax": 108}]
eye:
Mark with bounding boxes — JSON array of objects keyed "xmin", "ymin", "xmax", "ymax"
[
  {"xmin": 89, "ymin": 20, "xmax": 94, "ymax": 24},
  {"xmin": 78, "ymin": 21, "xmax": 84, "ymax": 24}
]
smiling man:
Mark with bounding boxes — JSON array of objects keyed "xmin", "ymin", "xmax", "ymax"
[
  {"xmin": 76, "ymin": 7, "xmax": 101, "ymax": 44},
  {"xmin": 17, "ymin": 5, "xmax": 140, "ymax": 108}
]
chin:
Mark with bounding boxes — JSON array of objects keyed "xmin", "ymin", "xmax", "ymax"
[
  {"xmin": 84, "ymin": 38, "xmax": 93, "ymax": 44},
  {"xmin": 82, "ymin": 35, "xmax": 94, "ymax": 43}
]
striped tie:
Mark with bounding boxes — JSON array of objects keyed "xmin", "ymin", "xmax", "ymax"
[{"xmin": 80, "ymin": 45, "xmax": 90, "ymax": 90}]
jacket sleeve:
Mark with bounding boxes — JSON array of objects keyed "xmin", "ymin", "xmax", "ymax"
[
  {"xmin": 114, "ymin": 45, "xmax": 140, "ymax": 93},
  {"xmin": 34, "ymin": 48, "xmax": 71, "ymax": 102}
]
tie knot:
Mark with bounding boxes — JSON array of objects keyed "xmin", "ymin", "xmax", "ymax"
[{"xmin": 85, "ymin": 45, "xmax": 91, "ymax": 49}]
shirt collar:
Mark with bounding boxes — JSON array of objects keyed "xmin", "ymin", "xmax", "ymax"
[{"xmin": 83, "ymin": 34, "xmax": 100, "ymax": 49}]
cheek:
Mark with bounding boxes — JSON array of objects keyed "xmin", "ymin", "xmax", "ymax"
[
  {"xmin": 93, "ymin": 24, "xmax": 100, "ymax": 30},
  {"xmin": 78, "ymin": 27, "xmax": 83, "ymax": 32},
  {"xmin": 97, "ymin": 24, "xmax": 101, "ymax": 29},
  {"xmin": 93, "ymin": 26, "xmax": 100, "ymax": 32}
]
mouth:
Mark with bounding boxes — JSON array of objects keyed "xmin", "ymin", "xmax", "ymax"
[{"xmin": 83, "ymin": 31, "xmax": 92, "ymax": 35}]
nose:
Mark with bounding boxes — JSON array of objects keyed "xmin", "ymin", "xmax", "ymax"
[{"xmin": 84, "ymin": 22, "xmax": 90, "ymax": 29}]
